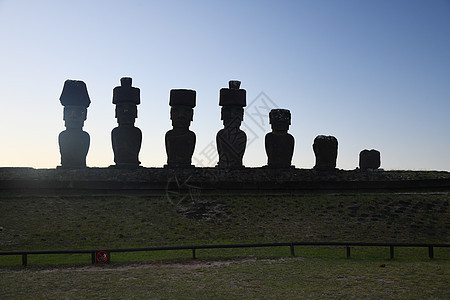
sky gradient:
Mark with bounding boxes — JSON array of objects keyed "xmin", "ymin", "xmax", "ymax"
[{"xmin": 1, "ymin": 0, "xmax": 449, "ymax": 171}]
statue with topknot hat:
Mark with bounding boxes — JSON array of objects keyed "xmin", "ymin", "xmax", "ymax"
[
  {"xmin": 58, "ymin": 79, "xmax": 91, "ymax": 168},
  {"xmin": 216, "ymin": 80, "xmax": 247, "ymax": 169},
  {"xmin": 111, "ymin": 77, "xmax": 142, "ymax": 168},
  {"xmin": 165, "ymin": 89, "xmax": 196, "ymax": 168},
  {"xmin": 265, "ymin": 109, "xmax": 295, "ymax": 168}
]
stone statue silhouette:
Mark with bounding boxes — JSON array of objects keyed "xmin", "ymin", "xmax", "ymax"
[
  {"xmin": 111, "ymin": 77, "xmax": 142, "ymax": 168},
  {"xmin": 58, "ymin": 80, "xmax": 91, "ymax": 168},
  {"xmin": 359, "ymin": 149, "xmax": 381, "ymax": 170},
  {"xmin": 216, "ymin": 80, "xmax": 247, "ymax": 169},
  {"xmin": 313, "ymin": 135, "xmax": 338, "ymax": 171},
  {"xmin": 165, "ymin": 89, "xmax": 196, "ymax": 168},
  {"xmin": 265, "ymin": 109, "xmax": 294, "ymax": 168}
]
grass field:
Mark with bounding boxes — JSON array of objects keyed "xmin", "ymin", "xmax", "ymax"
[
  {"xmin": 0, "ymin": 189, "xmax": 449, "ymax": 298},
  {"xmin": 1, "ymin": 256, "xmax": 449, "ymax": 299}
]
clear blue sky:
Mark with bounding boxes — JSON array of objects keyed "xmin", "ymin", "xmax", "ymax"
[{"xmin": 1, "ymin": 0, "xmax": 449, "ymax": 171}]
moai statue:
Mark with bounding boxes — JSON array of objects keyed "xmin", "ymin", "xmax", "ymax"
[
  {"xmin": 165, "ymin": 89, "xmax": 196, "ymax": 168},
  {"xmin": 58, "ymin": 80, "xmax": 91, "ymax": 168},
  {"xmin": 111, "ymin": 77, "xmax": 142, "ymax": 168},
  {"xmin": 265, "ymin": 109, "xmax": 295, "ymax": 168},
  {"xmin": 313, "ymin": 135, "xmax": 338, "ymax": 171},
  {"xmin": 359, "ymin": 149, "xmax": 381, "ymax": 170},
  {"xmin": 216, "ymin": 80, "xmax": 247, "ymax": 169}
]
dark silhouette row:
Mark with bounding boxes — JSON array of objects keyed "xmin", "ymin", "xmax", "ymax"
[{"xmin": 58, "ymin": 78, "xmax": 381, "ymax": 171}]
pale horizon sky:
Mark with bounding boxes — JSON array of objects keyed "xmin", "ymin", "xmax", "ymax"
[{"xmin": 1, "ymin": 0, "xmax": 449, "ymax": 171}]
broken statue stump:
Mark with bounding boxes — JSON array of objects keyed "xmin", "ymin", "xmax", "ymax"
[
  {"xmin": 313, "ymin": 135, "xmax": 338, "ymax": 171},
  {"xmin": 359, "ymin": 149, "xmax": 381, "ymax": 170}
]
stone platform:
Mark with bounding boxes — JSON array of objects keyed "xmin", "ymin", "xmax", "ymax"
[{"xmin": 0, "ymin": 167, "xmax": 449, "ymax": 192}]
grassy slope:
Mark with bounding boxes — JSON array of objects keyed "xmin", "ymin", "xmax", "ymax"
[{"xmin": 1, "ymin": 191, "xmax": 448, "ymax": 251}]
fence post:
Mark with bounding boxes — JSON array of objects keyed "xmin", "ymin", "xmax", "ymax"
[
  {"xmin": 22, "ymin": 254, "xmax": 27, "ymax": 266},
  {"xmin": 428, "ymin": 246, "xmax": 434, "ymax": 259},
  {"xmin": 290, "ymin": 244, "xmax": 295, "ymax": 257},
  {"xmin": 346, "ymin": 247, "xmax": 351, "ymax": 259},
  {"xmin": 192, "ymin": 249, "xmax": 196, "ymax": 259},
  {"xmin": 91, "ymin": 252, "xmax": 96, "ymax": 264},
  {"xmin": 390, "ymin": 246, "xmax": 394, "ymax": 259}
]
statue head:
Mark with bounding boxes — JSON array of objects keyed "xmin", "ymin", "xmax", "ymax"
[
  {"xmin": 269, "ymin": 109, "xmax": 291, "ymax": 132},
  {"xmin": 170, "ymin": 106, "xmax": 193, "ymax": 128},
  {"xmin": 63, "ymin": 106, "xmax": 87, "ymax": 129},
  {"xmin": 115, "ymin": 103, "xmax": 138, "ymax": 125},
  {"xmin": 221, "ymin": 106, "xmax": 244, "ymax": 128}
]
